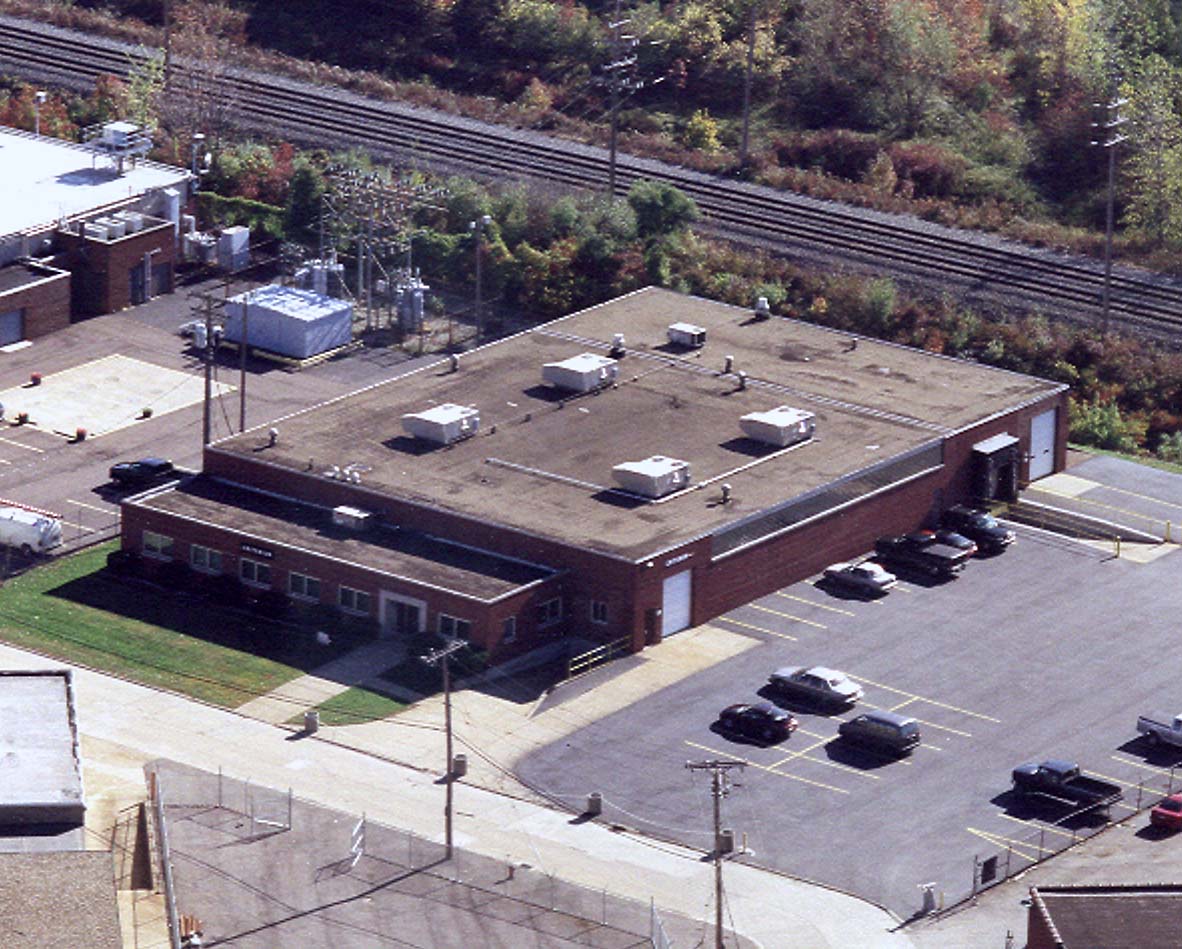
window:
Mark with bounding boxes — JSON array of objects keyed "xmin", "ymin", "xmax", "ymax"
[
  {"xmin": 339, "ymin": 586, "xmax": 371, "ymax": 615},
  {"xmin": 289, "ymin": 572, "xmax": 321, "ymax": 601},
  {"xmin": 536, "ymin": 597, "xmax": 562, "ymax": 628},
  {"xmin": 190, "ymin": 545, "xmax": 222, "ymax": 574},
  {"xmin": 240, "ymin": 557, "xmax": 271, "ymax": 587},
  {"xmin": 501, "ymin": 616, "xmax": 517, "ymax": 644},
  {"xmin": 143, "ymin": 531, "xmax": 174, "ymax": 560},
  {"xmin": 590, "ymin": 600, "xmax": 608, "ymax": 625},
  {"xmin": 438, "ymin": 614, "xmax": 472, "ymax": 641}
]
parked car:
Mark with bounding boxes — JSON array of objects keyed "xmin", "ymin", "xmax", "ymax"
[
  {"xmin": 838, "ymin": 709, "xmax": 922, "ymax": 755},
  {"xmin": 821, "ymin": 561, "xmax": 897, "ymax": 595},
  {"xmin": 717, "ymin": 703, "xmax": 798, "ymax": 743},
  {"xmin": 109, "ymin": 457, "xmax": 175, "ymax": 488},
  {"xmin": 0, "ymin": 506, "xmax": 62, "ymax": 556},
  {"xmin": 1136, "ymin": 713, "xmax": 1182, "ymax": 747},
  {"xmin": 1011, "ymin": 759, "xmax": 1123, "ymax": 812},
  {"xmin": 930, "ymin": 529, "xmax": 978, "ymax": 557},
  {"xmin": 1151, "ymin": 793, "xmax": 1182, "ymax": 831},
  {"xmin": 874, "ymin": 533, "xmax": 970, "ymax": 579},
  {"xmin": 767, "ymin": 665, "xmax": 863, "ymax": 707},
  {"xmin": 940, "ymin": 505, "xmax": 1015, "ymax": 554}
]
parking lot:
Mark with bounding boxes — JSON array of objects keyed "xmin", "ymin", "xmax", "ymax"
[{"xmin": 517, "ymin": 523, "xmax": 1182, "ymax": 918}]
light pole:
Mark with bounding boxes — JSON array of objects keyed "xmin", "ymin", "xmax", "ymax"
[
  {"xmin": 470, "ymin": 214, "xmax": 491, "ymax": 343},
  {"xmin": 33, "ymin": 90, "xmax": 46, "ymax": 137},
  {"xmin": 1092, "ymin": 96, "xmax": 1127, "ymax": 336}
]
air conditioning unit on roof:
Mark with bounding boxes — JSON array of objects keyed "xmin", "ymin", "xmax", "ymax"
[
  {"xmin": 612, "ymin": 455, "xmax": 691, "ymax": 499},
  {"xmin": 401, "ymin": 403, "xmax": 480, "ymax": 445},
  {"xmin": 667, "ymin": 322, "xmax": 706, "ymax": 348},
  {"xmin": 332, "ymin": 505, "xmax": 374, "ymax": 531},
  {"xmin": 740, "ymin": 405, "xmax": 816, "ymax": 448},
  {"xmin": 542, "ymin": 353, "xmax": 618, "ymax": 393}
]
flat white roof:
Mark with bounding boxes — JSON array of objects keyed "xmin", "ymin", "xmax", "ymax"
[
  {"xmin": 228, "ymin": 284, "xmax": 352, "ymax": 322},
  {"xmin": 546, "ymin": 352, "xmax": 617, "ymax": 372},
  {"xmin": 0, "ymin": 127, "xmax": 189, "ymax": 238}
]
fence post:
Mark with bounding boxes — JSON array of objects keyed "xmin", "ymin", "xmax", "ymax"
[
  {"xmin": 217, "ymin": 766, "xmax": 222, "ymax": 808},
  {"xmin": 1039, "ymin": 828, "xmax": 1045, "ymax": 859},
  {"xmin": 287, "ymin": 787, "xmax": 293, "ymax": 829}
]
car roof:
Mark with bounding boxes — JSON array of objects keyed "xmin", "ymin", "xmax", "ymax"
[
  {"xmin": 858, "ymin": 709, "xmax": 917, "ymax": 727},
  {"xmin": 804, "ymin": 665, "xmax": 844, "ymax": 679}
]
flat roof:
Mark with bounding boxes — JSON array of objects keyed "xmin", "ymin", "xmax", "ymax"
[
  {"xmin": 1033, "ymin": 884, "xmax": 1182, "ymax": 948},
  {"xmin": 0, "ymin": 127, "xmax": 189, "ymax": 238},
  {"xmin": 0, "ymin": 852, "xmax": 121, "ymax": 948},
  {"xmin": 210, "ymin": 288, "xmax": 1064, "ymax": 560},
  {"xmin": 0, "ymin": 671, "xmax": 83, "ymax": 822},
  {"xmin": 136, "ymin": 477, "xmax": 555, "ymax": 601}
]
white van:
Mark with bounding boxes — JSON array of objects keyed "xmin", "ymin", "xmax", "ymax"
[{"xmin": 0, "ymin": 507, "xmax": 62, "ymax": 555}]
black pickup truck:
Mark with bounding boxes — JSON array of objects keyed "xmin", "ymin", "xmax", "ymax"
[
  {"xmin": 1011, "ymin": 759, "xmax": 1123, "ymax": 811},
  {"xmin": 874, "ymin": 532, "xmax": 970, "ymax": 579}
]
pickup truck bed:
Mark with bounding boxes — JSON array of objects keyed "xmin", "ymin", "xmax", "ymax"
[
  {"xmin": 874, "ymin": 534, "xmax": 969, "ymax": 578},
  {"xmin": 1137, "ymin": 715, "xmax": 1182, "ymax": 747},
  {"xmin": 1012, "ymin": 759, "xmax": 1123, "ymax": 811}
]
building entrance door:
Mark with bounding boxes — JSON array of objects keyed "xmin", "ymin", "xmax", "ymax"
[{"xmin": 380, "ymin": 593, "xmax": 426, "ymax": 638}]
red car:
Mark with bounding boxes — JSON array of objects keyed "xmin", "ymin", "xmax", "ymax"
[{"xmin": 1150, "ymin": 793, "xmax": 1182, "ymax": 830}]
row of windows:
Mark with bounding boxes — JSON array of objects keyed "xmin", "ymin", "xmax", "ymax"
[{"xmin": 145, "ymin": 535, "xmax": 604, "ymax": 635}]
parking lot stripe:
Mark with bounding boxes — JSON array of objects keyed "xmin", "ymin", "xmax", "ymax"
[
  {"xmin": 998, "ymin": 814, "xmax": 1076, "ymax": 839},
  {"xmin": 769, "ymin": 737, "xmax": 883, "ymax": 779},
  {"xmin": 1083, "ymin": 767, "xmax": 1153, "ymax": 791},
  {"xmin": 749, "ymin": 603, "xmax": 828, "ymax": 629},
  {"xmin": 776, "ymin": 592, "xmax": 854, "ymax": 616},
  {"xmin": 1111, "ymin": 753, "xmax": 1182, "ymax": 778},
  {"xmin": 854, "ymin": 677, "xmax": 1001, "ymax": 723},
  {"xmin": 67, "ymin": 499, "xmax": 114, "ymax": 514},
  {"xmin": 683, "ymin": 740, "xmax": 850, "ymax": 794},
  {"xmin": 0, "ymin": 436, "xmax": 43, "ymax": 453},
  {"xmin": 714, "ymin": 617, "xmax": 798, "ymax": 641},
  {"xmin": 879, "ymin": 711, "xmax": 971, "ymax": 738},
  {"xmin": 966, "ymin": 826, "xmax": 1042, "ymax": 859},
  {"xmin": 1030, "ymin": 484, "xmax": 1170, "ymax": 530}
]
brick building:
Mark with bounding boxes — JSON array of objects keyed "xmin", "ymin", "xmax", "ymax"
[
  {"xmin": 120, "ymin": 288, "xmax": 1067, "ymax": 661},
  {"xmin": 0, "ymin": 126, "xmax": 189, "ymax": 343}
]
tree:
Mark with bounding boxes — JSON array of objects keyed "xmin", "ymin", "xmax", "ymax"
[
  {"xmin": 1125, "ymin": 56, "xmax": 1182, "ymax": 247},
  {"xmin": 879, "ymin": 0, "xmax": 957, "ymax": 137},
  {"xmin": 284, "ymin": 160, "xmax": 326, "ymax": 248},
  {"xmin": 627, "ymin": 180, "xmax": 699, "ymax": 241}
]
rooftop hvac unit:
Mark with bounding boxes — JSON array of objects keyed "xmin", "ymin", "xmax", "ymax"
[
  {"xmin": 332, "ymin": 505, "xmax": 374, "ymax": 531},
  {"xmin": 115, "ymin": 210, "xmax": 145, "ymax": 233},
  {"xmin": 402, "ymin": 403, "xmax": 480, "ymax": 445},
  {"xmin": 612, "ymin": 455, "xmax": 691, "ymax": 499},
  {"xmin": 542, "ymin": 353, "xmax": 619, "ymax": 393},
  {"xmin": 96, "ymin": 217, "xmax": 126, "ymax": 239},
  {"xmin": 667, "ymin": 322, "xmax": 707, "ymax": 348},
  {"xmin": 217, "ymin": 226, "xmax": 250, "ymax": 272},
  {"xmin": 740, "ymin": 405, "xmax": 816, "ymax": 448},
  {"xmin": 101, "ymin": 121, "xmax": 139, "ymax": 147},
  {"xmin": 83, "ymin": 222, "xmax": 109, "ymax": 241}
]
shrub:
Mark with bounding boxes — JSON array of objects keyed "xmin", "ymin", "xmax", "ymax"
[
  {"xmin": 774, "ymin": 130, "xmax": 883, "ymax": 182},
  {"xmin": 888, "ymin": 141, "xmax": 969, "ymax": 199}
]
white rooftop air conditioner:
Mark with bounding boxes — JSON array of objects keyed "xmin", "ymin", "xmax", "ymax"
[
  {"xmin": 402, "ymin": 403, "xmax": 480, "ymax": 445},
  {"xmin": 740, "ymin": 406, "xmax": 816, "ymax": 448},
  {"xmin": 542, "ymin": 353, "xmax": 619, "ymax": 393},
  {"xmin": 667, "ymin": 322, "xmax": 707, "ymax": 348},
  {"xmin": 612, "ymin": 455, "xmax": 691, "ymax": 499},
  {"xmin": 332, "ymin": 505, "xmax": 373, "ymax": 531}
]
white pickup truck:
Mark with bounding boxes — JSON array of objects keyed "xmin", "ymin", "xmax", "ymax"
[{"xmin": 1136, "ymin": 714, "xmax": 1182, "ymax": 747}]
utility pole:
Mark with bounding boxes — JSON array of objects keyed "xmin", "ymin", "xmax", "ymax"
[
  {"xmin": 422, "ymin": 638, "xmax": 467, "ymax": 859},
  {"xmin": 201, "ymin": 294, "xmax": 213, "ymax": 446},
  {"xmin": 605, "ymin": 0, "xmax": 636, "ymax": 198},
  {"xmin": 470, "ymin": 214, "xmax": 491, "ymax": 343},
  {"xmin": 1092, "ymin": 95, "xmax": 1127, "ymax": 336},
  {"xmin": 686, "ymin": 759, "xmax": 746, "ymax": 949},
  {"xmin": 739, "ymin": 1, "xmax": 759, "ymax": 169}
]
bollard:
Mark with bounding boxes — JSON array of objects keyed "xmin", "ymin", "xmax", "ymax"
[
  {"xmin": 452, "ymin": 753, "xmax": 467, "ymax": 778},
  {"xmin": 919, "ymin": 882, "xmax": 937, "ymax": 915},
  {"xmin": 304, "ymin": 709, "xmax": 320, "ymax": 734},
  {"xmin": 586, "ymin": 792, "xmax": 602, "ymax": 816}
]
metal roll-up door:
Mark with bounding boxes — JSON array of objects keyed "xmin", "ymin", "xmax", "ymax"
[{"xmin": 661, "ymin": 569, "xmax": 693, "ymax": 637}]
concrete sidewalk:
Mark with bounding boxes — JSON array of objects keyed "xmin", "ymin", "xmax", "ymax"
[{"xmin": 2, "ymin": 630, "xmax": 917, "ymax": 949}]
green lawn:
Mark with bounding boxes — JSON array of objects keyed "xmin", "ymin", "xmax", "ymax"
[
  {"xmin": 297, "ymin": 687, "xmax": 407, "ymax": 727},
  {"xmin": 0, "ymin": 542, "xmax": 308, "ymax": 708}
]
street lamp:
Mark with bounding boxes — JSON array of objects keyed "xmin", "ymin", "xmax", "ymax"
[
  {"xmin": 470, "ymin": 214, "xmax": 491, "ymax": 343},
  {"xmin": 33, "ymin": 90, "xmax": 46, "ymax": 137}
]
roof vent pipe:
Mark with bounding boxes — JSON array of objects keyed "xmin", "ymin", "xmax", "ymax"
[
  {"xmin": 721, "ymin": 483, "xmax": 732, "ymax": 504},
  {"xmin": 754, "ymin": 296, "xmax": 771, "ymax": 320},
  {"xmin": 724, "ymin": 354, "xmax": 734, "ymax": 375},
  {"xmin": 611, "ymin": 333, "xmax": 626, "ymax": 358},
  {"xmin": 737, "ymin": 370, "xmax": 748, "ymax": 390},
  {"xmin": 449, "ymin": 353, "xmax": 459, "ymax": 372}
]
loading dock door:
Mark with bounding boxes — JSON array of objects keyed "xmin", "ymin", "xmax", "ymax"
[
  {"xmin": 1028, "ymin": 408, "xmax": 1057, "ymax": 481},
  {"xmin": 662, "ymin": 570, "xmax": 692, "ymax": 637},
  {"xmin": 0, "ymin": 309, "xmax": 23, "ymax": 346}
]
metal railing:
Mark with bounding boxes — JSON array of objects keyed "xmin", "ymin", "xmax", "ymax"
[{"xmin": 567, "ymin": 636, "xmax": 631, "ymax": 679}]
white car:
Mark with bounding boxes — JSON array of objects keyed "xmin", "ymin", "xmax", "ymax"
[
  {"xmin": 768, "ymin": 665, "xmax": 864, "ymax": 707},
  {"xmin": 822, "ymin": 561, "xmax": 897, "ymax": 595}
]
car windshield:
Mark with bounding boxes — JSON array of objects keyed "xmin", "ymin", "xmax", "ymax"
[
  {"xmin": 974, "ymin": 514, "xmax": 998, "ymax": 528},
  {"xmin": 1159, "ymin": 798, "xmax": 1182, "ymax": 812}
]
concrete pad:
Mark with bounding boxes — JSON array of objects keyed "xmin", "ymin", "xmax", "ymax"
[
  {"xmin": 0, "ymin": 353, "xmax": 233, "ymax": 438},
  {"xmin": 1032, "ymin": 472, "xmax": 1098, "ymax": 499},
  {"xmin": 234, "ymin": 674, "xmax": 353, "ymax": 725}
]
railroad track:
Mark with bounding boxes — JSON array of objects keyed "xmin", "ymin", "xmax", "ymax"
[{"xmin": 4, "ymin": 13, "xmax": 1182, "ymax": 339}]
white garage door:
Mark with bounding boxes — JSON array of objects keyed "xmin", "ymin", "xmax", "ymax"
[
  {"xmin": 662, "ymin": 570, "xmax": 692, "ymax": 638},
  {"xmin": 1029, "ymin": 408, "xmax": 1057, "ymax": 481}
]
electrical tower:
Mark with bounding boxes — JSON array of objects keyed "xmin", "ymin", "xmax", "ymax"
[
  {"xmin": 686, "ymin": 759, "xmax": 746, "ymax": 949},
  {"xmin": 318, "ymin": 166, "xmax": 445, "ymax": 331}
]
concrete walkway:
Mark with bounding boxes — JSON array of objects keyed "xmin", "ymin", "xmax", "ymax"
[{"xmin": 0, "ymin": 627, "xmax": 917, "ymax": 949}]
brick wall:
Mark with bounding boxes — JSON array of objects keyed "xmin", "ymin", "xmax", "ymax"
[
  {"xmin": 0, "ymin": 265, "xmax": 71, "ymax": 340},
  {"xmin": 57, "ymin": 222, "xmax": 175, "ymax": 317}
]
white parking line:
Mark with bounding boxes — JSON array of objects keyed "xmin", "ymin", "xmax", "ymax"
[{"xmin": 0, "ymin": 436, "xmax": 44, "ymax": 453}]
